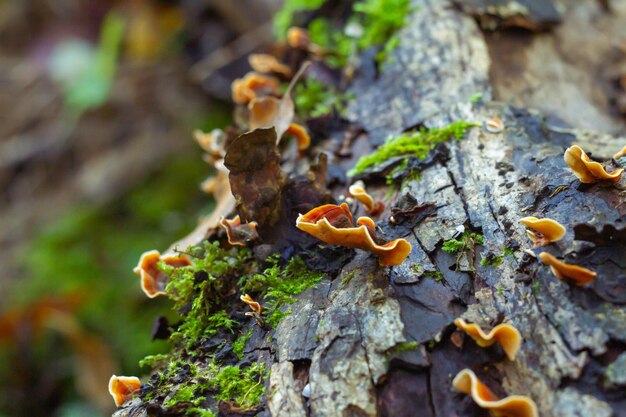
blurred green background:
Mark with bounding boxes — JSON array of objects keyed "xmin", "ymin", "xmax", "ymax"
[{"xmin": 0, "ymin": 0, "xmax": 279, "ymax": 415}]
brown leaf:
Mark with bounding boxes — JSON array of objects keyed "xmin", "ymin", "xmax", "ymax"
[{"xmin": 223, "ymin": 127, "xmax": 285, "ymax": 231}]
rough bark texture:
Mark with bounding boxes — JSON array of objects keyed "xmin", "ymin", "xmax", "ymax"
[{"xmin": 115, "ymin": 0, "xmax": 626, "ymax": 416}]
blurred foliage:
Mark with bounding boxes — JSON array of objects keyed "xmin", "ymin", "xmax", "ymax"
[
  {"xmin": 49, "ymin": 12, "xmax": 125, "ymax": 116},
  {"xmin": 275, "ymin": 0, "xmax": 412, "ymax": 66},
  {"xmin": 294, "ymin": 78, "xmax": 353, "ymax": 118},
  {"xmin": 1, "ymin": 148, "xmax": 218, "ymax": 415}
]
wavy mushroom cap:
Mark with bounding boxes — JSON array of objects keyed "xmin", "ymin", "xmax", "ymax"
[
  {"xmin": 133, "ymin": 250, "xmax": 191, "ymax": 298},
  {"xmin": 613, "ymin": 146, "xmax": 626, "ymax": 160},
  {"xmin": 538, "ymin": 252, "xmax": 597, "ymax": 286},
  {"xmin": 296, "ymin": 203, "xmax": 411, "ymax": 266},
  {"xmin": 248, "ymin": 53, "xmax": 292, "ymax": 77},
  {"xmin": 240, "ymin": 294, "xmax": 263, "ymax": 315},
  {"xmin": 348, "ymin": 181, "xmax": 384, "ymax": 216},
  {"xmin": 284, "ymin": 123, "xmax": 311, "ymax": 150},
  {"xmin": 219, "ymin": 215, "xmax": 259, "ymax": 247},
  {"xmin": 452, "ymin": 369, "xmax": 538, "ymax": 417},
  {"xmin": 231, "ymin": 72, "xmax": 281, "ymax": 105},
  {"xmin": 108, "ymin": 375, "xmax": 141, "ymax": 407},
  {"xmin": 564, "ymin": 145, "xmax": 624, "ymax": 183},
  {"xmin": 454, "ymin": 318, "xmax": 522, "ymax": 360},
  {"xmin": 519, "ymin": 217, "xmax": 566, "ymax": 247}
]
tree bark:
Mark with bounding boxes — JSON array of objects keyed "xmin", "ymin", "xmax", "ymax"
[{"xmin": 115, "ymin": 0, "xmax": 626, "ymax": 416}]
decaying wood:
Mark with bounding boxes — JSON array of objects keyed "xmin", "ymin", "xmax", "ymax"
[{"xmin": 115, "ymin": 0, "xmax": 626, "ymax": 416}]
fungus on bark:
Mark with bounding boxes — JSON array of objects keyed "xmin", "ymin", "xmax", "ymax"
[
  {"xmin": 538, "ymin": 252, "xmax": 597, "ymax": 286},
  {"xmin": 452, "ymin": 369, "xmax": 538, "ymax": 417},
  {"xmin": 564, "ymin": 145, "xmax": 624, "ymax": 183},
  {"xmin": 454, "ymin": 318, "xmax": 522, "ymax": 360},
  {"xmin": 108, "ymin": 375, "xmax": 141, "ymax": 407},
  {"xmin": 348, "ymin": 180, "xmax": 384, "ymax": 216},
  {"xmin": 133, "ymin": 250, "xmax": 191, "ymax": 298},
  {"xmin": 248, "ymin": 53, "xmax": 292, "ymax": 77},
  {"xmin": 219, "ymin": 215, "xmax": 259, "ymax": 246},
  {"xmin": 231, "ymin": 72, "xmax": 281, "ymax": 105},
  {"xmin": 519, "ymin": 217, "xmax": 566, "ymax": 247},
  {"xmin": 296, "ymin": 203, "xmax": 411, "ymax": 266}
]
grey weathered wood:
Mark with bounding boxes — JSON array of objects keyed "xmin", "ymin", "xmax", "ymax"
[{"xmin": 114, "ymin": 0, "xmax": 626, "ymax": 416}]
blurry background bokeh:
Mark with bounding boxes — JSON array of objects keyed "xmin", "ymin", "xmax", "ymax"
[{"xmin": 0, "ymin": 0, "xmax": 282, "ymax": 415}]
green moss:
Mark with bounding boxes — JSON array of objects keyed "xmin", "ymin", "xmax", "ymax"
[
  {"xmin": 294, "ymin": 78, "xmax": 353, "ymax": 118},
  {"xmin": 185, "ymin": 408, "xmax": 216, "ymax": 417},
  {"xmin": 209, "ymin": 362, "xmax": 267, "ymax": 409},
  {"xmin": 275, "ymin": 0, "xmax": 413, "ymax": 67},
  {"xmin": 139, "ymin": 353, "xmax": 170, "ymax": 369},
  {"xmin": 479, "ymin": 246, "xmax": 515, "ymax": 268},
  {"xmin": 391, "ymin": 341, "xmax": 419, "ymax": 353},
  {"xmin": 273, "ymin": 0, "xmax": 327, "ymax": 38},
  {"xmin": 349, "ymin": 121, "xmax": 478, "ymax": 176},
  {"xmin": 240, "ymin": 255, "xmax": 325, "ymax": 328},
  {"xmin": 232, "ymin": 329, "xmax": 253, "ymax": 360},
  {"xmin": 469, "ymin": 92, "xmax": 483, "ymax": 103},
  {"xmin": 424, "ymin": 270, "xmax": 443, "ymax": 282},
  {"xmin": 341, "ymin": 270, "xmax": 356, "ymax": 286},
  {"xmin": 442, "ymin": 232, "xmax": 484, "ymax": 254}
]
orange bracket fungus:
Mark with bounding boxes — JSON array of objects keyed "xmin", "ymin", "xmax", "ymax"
[
  {"xmin": 453, "ymin": 369, "xmax": 538, "ymax": 417},
  {"xmin": 295, "ymin": 203, "xmax": 411, "ymax": 266},
  {"xmin": 231, "ymin": 72, "xmax": 281, "ymax": 105},
  {"xmin": 564, "ymin": 145, "xmax": 624, "ymax": 183},
  {"xmin": 248, "ymin": 53, "xmax": 292, "ymax": 77},
  {"xmin": 133, "ymin": 250, "xmax": 191, "ymax": 298},
  {"xmin": 348, "ymin": 180, "xmax": 384, "ymax": 216},
  {"xmin": 519, "ymin": 217, "xmax": 566, "ymax": 247},
  {"xmin": 219, "ymin": 215, "xmax": 259, "ymax": 246},
  {"xmin": 454, "ymin": 318, "xmax": 522, "ymax": 360},
  {"xmin": 108, "ymin": 375, "xmax": 141, "ymax": 407},
  {"xmin": 538, "ymin": 252, "xmax": 597, "ymax": 286}
]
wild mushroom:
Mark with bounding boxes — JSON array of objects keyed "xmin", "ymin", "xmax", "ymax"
[
  {"xmin": 286, "ymin": 27, "xmax": 324, "ymax": 54},
  {"xmin": 240, "ymin": 294, "xmax": 264, "ymax": 327},
  {"xmin": 454, "ymin": 318, "xmax": 522, "ymax": 360},
  {"xmin": 614, "ymin": 146, "xmax": 626, "ymax": 160},
  {"xmin": 219, "ymin": 215, "xmax": 259, "ymax": 246},
  {"xmin": 133, "ymin": 250, "xmax": 191, "ymax": 298},
  {"xmin": 108, "ymin": 375, "xmax": 141, "ymax": 407},
  {"xmin": 348, "ymin": 180, "xmax": 384, "ymax": 216},
  {"xmin": 519, "ymin": 217, "xmax": 566, "ymax": 247},
  {"xmin": 231, "ymin": 72, "xmax": 281, "ymax": 105},
  {"xmin": 453, "ymin": 369, "xmax": 538, "ymax": 417},
  {"xmin": 194, "ymin": 129, "xmax": 227, "ymax": 162},
  {"xmin": 538, "ymin": 252, "xmax": 597, "ymax": 286},
  {"xmin": 485, "ymin": 117, "xmax": 504, "ymax": 133},
  {"xmin": 248, "ymin": 53, "xmax": 292, "ymax": 77},
  {"xmin": 296, "ymin": 203, "xmax": 411, "ymax": 266},
  {"xmin": 284, "ymin": 123, "xmax": 311, "ymax": 150},
  {"xmin": 564, "ymin": 145, "xmax": 624, "ymax": 183}
]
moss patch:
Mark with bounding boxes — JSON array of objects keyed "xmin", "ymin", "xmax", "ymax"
[{"xmin": 349, "ymin": 121, "xmax": 478, "ymax": 176}]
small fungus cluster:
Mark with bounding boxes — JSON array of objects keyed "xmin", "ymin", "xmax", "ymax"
[
  {"xmin": 296, "ymin": 203, "xmax": 411, "ymax": 266},
  {"xmin": 219, "ymin": 215, "xmax": 259, "ymax": 247},
  {"xmin": 538, "ymin": 252, "xmax": 597, "ymax": 286}
]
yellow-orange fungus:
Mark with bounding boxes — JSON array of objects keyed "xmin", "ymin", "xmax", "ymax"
[
  {"xmin": 296, "ymin": 203, "xmax": 411, "ymax": 266},
  {"xmin": 133, "ymin": 250, "xmax": 191, "ymax": 298},
  {"xmin": 108, "ymin": 375, "xmax": 141, "ymax": 407},
  {"xmin": 453, "ymin": 369, "xmax": 538, "ymax": 417},
  {"xmin": 219, "ymin": 215, "xmax": 259, "ymax": 247},
  {"xmin": 348, "ymin": 181, "xmax": 384, "ymax": 216},
  {"xmin": 538, "ymin": 252, "xmax": 597, "ymax": 286},
  {"xmin": 564, "ymin": 145, "xmax": 623, "ymax": 183},
  {"xmin": 519, "ymin": 217, "xmax": 566, "ymax": 247},
  {"xmin": 454, "ymin": 318, "xmax": 522, "ymax": 360},
  {"xmin": 231, "ymin": 72, "xmax": 281, "ymax": 105}
]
